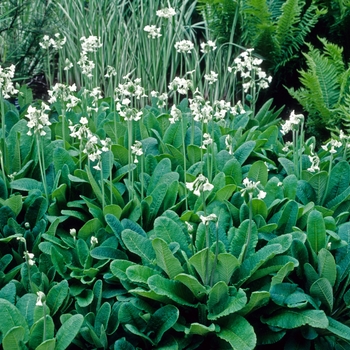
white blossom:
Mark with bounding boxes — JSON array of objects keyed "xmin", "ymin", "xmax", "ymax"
[
  {"xmin": 156, "ymin": 7, "xmax": 176, "ymax": 18},
  {"xmin": 174, "ymin": 40, "xmax": 194, "ymax": 54},
  {"xmin": 25, "ymin": 103, "xmax": 51, "ymax": 136},
  {"xmin": 144, "ymin": 25, "xmax": 162, "ymax": 39},
  {"xmin": 168, "ymin": 76, "xmax": 192, "ymax": 95},
  {"xmin": 200, "ymin": 213, "xmax": 218, "ymax": 225},
  {"xmin": 200, "ymin": 40, "xmax": 217, "ymax": 53},
  {"xmin": 0, "ymin": 65, "xmax": 18, "ymax": 98},
  {"xmin": 36, "ymin": 291, "xmax": 46, "ymax": 306},
  {"xmin": 186, "ymin": 174, "xmax": 214, "ymax": 197},
  {"xmin": 204, "ymin": 71, "xmax": 218, "ymax": 84},
  {"xmin": 169, "ymin": 105, "xmax": 181, "ymax": 124}
]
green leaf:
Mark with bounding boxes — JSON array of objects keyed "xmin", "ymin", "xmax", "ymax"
[
  {"xmin": 121, "ymin": 229, "xmax": 155, "ymax": 265},
  {"xmin": 46, "ymin": 280, "xmax": 69, "ymax": 316},
  {"xmin": 234, "ymin": 141, "xmax": 255, "ymax": 165},
  {"xmin": 189, "ymin": 248, "xmax": 216, "ymax": 285},
  {"xmin": 95, "ymin": 302, "xmax": 111, "ymax": 337},
  {"xmin": 278, "ymin": 157, "xmax": 294, "ymax": 176},
  {"xmin": 247, "ymin": 161, "xmax": 268, "ymax": 186},
  {"xmin": 153, "ymin": 216, "xmax": 191, "ymax": 256},
  {"xmin": 309, "ymin": 171, "xmax": 328, "ymax": 205},
  {"xmin": 262, "ymin": 309, "xmax": 329, "ymax": 329},
  {"xmin": 326, "ymin": 160, "xmax": 350, "ymax": 203},
  {"xmin": 147, "ymin": 158, "xmax": 172, "ymax": 195},
  {"xmin": 29, "ymin": 316, "xmax": 55, "ymax": 349},
  {"xmin": 174, "ymin": 274, "xmax": 207, "ymax": 300},
  {"xmin": 146, "ymin": 305, "xmax": 179, "ymax": 345},
  {"xmin": 185, "ymin": 323, "xmax": 217, "ymax": 335},
  {"xmin": 239, "ymin": 291, "xmax": 270, "ymax": 316},
  {"xmin": 0, "ymin": 298, "xmax": 29, "ymax": 342},
  {"xmin": 24, "ymin": 196, "xmax": 48, "ymax": 228},
  {"xmin": 152, "ymin": 238, "xmax": 184, "ymax": 279},
  {"xmin": 147, "ymin": 275, "xmax": 195, "ymax": 307},
  {"xmin": 307, "ymin": 209, "xmax": 326, "ymax": 253},
  {"xmin": 310, "ymin": 278, "xmax": 333, "ymax": 312},
  {"xmin": 217, "ymin": 314, "xmax": 256, "ymax": 350},
  {"xmin": 327, "ymin": 316, "xmax": 350, "ymax": 341},
  {"xmin": 56, "ymin": 314, "xmax": 84, "ymax": 350},
  {"xmin": 317, "ymin": 248, "xmax": 336, "ymax": 286},
  {"xmin": 113, "ymin": 337, "xmax": 135, "ymax": 350},
  {"xmin": 2, "ymin": 326, "xmax": 26, "ymax": 350},
  {"xmin": 10, "ymin": 178, "xmax": 42, "ymax": 192},
  {"xmin": 110, "ymin": 259, "xmax": 136, "ymax": 281},
  {"xmin": 126, "ymin": 265, "xmax": 160, "ymax": 284},
  {"xmin": 271, "ymin": 261, "xmax": 296, "ymax": 286},
  {"xmin": 78, "ymin": 218, "xmax": 103, "ymax": 240},
  {"xmin": 277, "ymin": 200, "xmax": 298, "ymax": 234},
  {"xmin": 34, "ymin": 338, "xmax": 56, "ymax": 350},
  {"xmin": 207, "ymin": 282, "xmax": 247, "ymax": 320},
  {"xmin": 212, "ymin": 253, "xmax": 240, "ymax": 285}
]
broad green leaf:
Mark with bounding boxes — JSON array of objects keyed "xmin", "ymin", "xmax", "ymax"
[
  {"xmin": 271, "ymin": 261, "xmax": 296, "ymax": 286},
  {"xmin": 277, "ymin": 200, "xmax": 298, "ymax": 234},
  {"xmin": 238, "ymin": 291, "xmax": 270, "ymax": 316},
  {"xmin": 75, "ymin": 289, "xmax": 94, "ymax": 307},
  {"xmin": 262, "ymin": 309, "xmax": 329, "ymax": 329},
  {"xmin": 174, "ymin": 274, "xmax": 207, "ymax": 300},
  {"xmin": 10, "ymin": 178, "xmax": 42, "ymax": 192},
  {"xmin": 247, "ymin": 161, "xmax": 268, "ymax": 186},
  {"xmin": 95, "ymin": 302, "xmax": 111, "ymax": 337},
  {"xmin": 118, "ymin": 302, "xmax": 147, "ymax": 331},
  {"xmin": 185, "ymin": 323, "xmax": 217, "ymax": 335},
  {"xmin": 24, "ymin": 196, "xmax": 48, "ymax": 228},
  {"xmin": 310, "ymin": 278, "xmax": 333, "ymax": 312},
  {"xmin": 0, "ymin": 298, "xmax": 29, "ymax": 341},
  {"xmin": 189, "ymin": 248, "xmax": 216, "ymax": 285},
  {"xmin": 234, "ymin": 141, "xmax": 255, "ymax": 165},
  {"xmin": 53, "ymin": 147, "xmax": 75, "ymax": 174},
  {"xmin": 278, "ymin": 157, "xmax": 294, "ymax": 176},
  {"xmin": 145, "ymin": 305, "xmax": 179, "ymax": 345},
  {"xmin": 235, "ymin": 244, "xmax": 283, "ymax": 287},
  {"xmin": 207, "ymin": 282, "xmax": 247, "ymax": 320},
  {"xmin": 148, "ymin": 183, "xmax": 168, "ymax": 221},
  {"xmin": 326, "ymin": 160, "xmax": 350, "ymax": 203},
  {"xmin": 46, "ymin": 280, "xmax": 69, "ymax": 316},
  {"xmin": 0, "ymin": 282, "xmax": 16, "ymax": 304},
  {"xmin": 147, "ymin": 275, "xmax": 196, "ymax": 307},
  {"xmin": 217, "ymin": 314, "xmax": 256, "ymax": 350},
  {"xmin": 110, "ymin": 260, "xmax": 136, "ymax": 280},
  {"xmin": 212, "ymin": 253, "xmax": 240, "ymax": 285},
  {"xmin": 78, "ymin": 218, "xmax": 103, "ymax": 240},
  {"xmin": 307, "ymin": 210, "xmax": 326, "ymax": 253},
  {"xmin": 309, "ymin": 171, "xmax": 328, "ymax": 205},
  {"xmin": 16, "ymin": 294, "xmax": 37, "ymax": 328},
  {"xmin": 2, "ymin": 326, "xmax": 26, "ymax": 350},
  {"xmin": 327, "ymin": 316, "xmax": 350, "ymax": 341},
  {"xmin": 229, "ymin": 219, "xmax": 258, "ymax": 260},
  {"xmin": 29, "ymin": 316, "xmax": 55, "ymax": 349},
  {"xmin": 121, "ymin": 229, "xmax": 155, "ymax": 265},
  {"xmin": 34, "ymin": 338, "xmax": 56, "ymax": 350},
  {"xmin": 126, "ymin": 265, "xmax": 160, "ymax": 284},
  {"xmin": 56, "ymin": 314, "xmax": 84, "ymax": 350},
  {"xmin": 317, "ymin": 248, "xmax": 336, "ymax": 286},
  {"xmin": 154, "ymin": 216, "xmax": 191, "ymax": 256},
  {"xmin": 113, "ymin": 337, "xmax": 135, "ymax": 350},
  {"xmin": 2, "ymin": 195, "xmax": 22, "ymax": 217},
  {"xmin": 147, "ymin": 158, "xmax": 172, "ymax": 195},
  {"xmin": 151, "ymin": 238, "xmax": 184, "ymax": 278},
  {"xmin": 251, "ymin": 198, "xmax": 268, "ymax": 219}
]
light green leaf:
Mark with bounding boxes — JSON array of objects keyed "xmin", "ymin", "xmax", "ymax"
[
  {"xmin": 271, "ymin": 261, "xmax": 296, "ymax": 286},
  {"xmin": 126, "ymin": 265, "xmax": 160, "ymax": 284},
  {"xmin": 121, "ymin": 229, "xmax": 155, "ymax": 265},
  {"xmin": 234, "ymin": 141, "xmax": 256, "ymax": 165},
  {"xmin": 207, "ymin": 282, "xmax": 247, "ymax": 320},
  {"xmin": 189, "ymin": 248, "xmax": 216, "ymax": 285},
  {"xmin": 95, "ymin": 302, "xmax": 111, "ymax": 337},
  {"xmin": 46, "ymin": 280, "xmax": 69, "ymax": 316},
  {"xmin": 262, "ymin": 309, "xmax": 329, "ymax": 329},
  {"xmin": 174, "ymin": 274, "xmax": 207, "ymax": 300},
  {"xmin": 327, "ymin": 316, "xmax": 350, "ymax": 341},
  {"xmin": 78, "ymin": 218, "xmax": 103, "ymax": 240},
  {"xmin": 277, "ymin": 200, "xmax": 298, "ymax": 234},
  {"xmin": 212, "ymin": 253, "xmax": 240, "ymax": 285},
  {"xmin": 310, "ymin": 278, "xmax": 333, "ymax": 312},
  {"xmin": 2, "ymin": 326, "xmax": 26, "ymax": 350},
  {"xmin": 247, "ymin": 161, "xmax": 268, "ymax": 186},
  {"xmin": 317, "ymin": 248, "xmax": 336, "ymax": 286},
  {"xmin": 56, "ymin": 314, "xmax": 84, "ymax": 350},
  {"xmin": 34, "ymin": 338, "xmax": 56, "ymax": 350},
  {"xmin": 217, "ymin": 314, "xmax": 256, "ymax": 350},
  {"xmin": 239, "ymin": 291, "xmax": 270, "ymax": 316},
  {"xmin": 185, "ymin": 323, "xmax": 217, "ymax": 335},
  {"xmin": 307, "ymin": 209, "xmax": 326, "ymax": 253},
  {"xmin": 147, "ymin": 275, "xmax": 195, "ymax": 307},
  {"xmin": 29, "ymin": 316, "xmax": 55, "ymax": 349},
  {"xmin": 309, "ymin": 171, "xmax": 328, "ymax": 205},
  {"xmin": 110, "ymin": 259, "xmax": 136, "ymax": 281},
  {"xmin": 0, "ymin": 298, "xmax": 29, "ymax": 341}
]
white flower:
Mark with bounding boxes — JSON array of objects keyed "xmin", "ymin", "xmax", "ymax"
[
  {"xmin": 144, "ymin": 25, "xmax": 162, "ymax": 39},
  {"xmin": 185, "ymin": 221, "xmax": 194, "ymax": 232},
  {"xmin": 80, "ymin": 36, "xmax": 102, "ymax": 53},
  {"xmin": 201, "ymin": 133, "xmax": 213, "ymax": 149},
  {"xmin": 131, "ymin": 140, "xmax": 143, "ymax": 163},
  {"xmin": 70, "ymin": 228, "xmax": 77, "ymax": 238},
  {"xmin": 186, "ymin": 174, "xmax": 214, "ymax": 197},
  {"xmin": 257, "ymin": 190, "xmax": 267, "ymax": 199},
  {"xmin": 50, "ymin": 33, "xmax": 66, "ymax": 50},
  {"xmin": 105, "ymin": 65, "xmax": 117, "ymax": 78},
  {"xmin": 25, "ymin": 102, "xmax": 51, "ymax": 136},
  {"xmin": 200, "ymin": 213, "xmax": 218, "ymax": 225},
  {"xmin": 322, "ymin": 139, "xmax": 342, "ymax": 154},
  {"xmin": 64, "ymin": 58, "xmax": 73, "ymax": 70},
  {"xmin": 200, "ymin": 40, "xmax": 217, "ymax": 53},
  {"xmin": 204, "ymin": 71, "xmax": 218, "ymax": 84},
  {"xmin": 0, "ymin": 65, "xmax": 18, "ymax": 98},
  {"xmin": 156, "ymin": 7, "xmax": 176, "ymax": 18},
  {"xmin": 281, "ymin": 110, "xmax": 304, "ymax": 135},
  {"xmin": 39, "ymin": 35, "xmax": 51, "ymax": 49},
  {"xmin": 24, "ymin": 251, "xmax": 35, "ymax": 266},
  {"xmin": 169, "ymin": 105, "xmax": 181, "ymax": 124},
  {"xmin": 225, "ymin": 135, "xmax": 233, "ymax": 155},
  {"xmin": 241, "ymin": 178, "xmax": 265, "ymax": 200},
  {"xmin": 307, "ymin": 154, "xmax": 320, "ymax": 172},
  {"xmin": 174, "ymin": 40, "xmax": 194, "ymax": 53},
  {"xmin": 90, "ymin": 236, "xmax": 98, "ymax": 245},
  {"xmin": 36, "ymin": 291, "xmax": 46, "ymax": 306},
  {"xmin": 168, "ymin": 76, "xmax": 192, "ymax": 95}
]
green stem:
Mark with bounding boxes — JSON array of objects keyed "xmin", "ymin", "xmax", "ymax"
[
  {"xmin": 182, "ymin": 115, "xmax": 188, "ymax": 211},
  {"xmin": 321, "ymin": 154, "xmax": 333, "ymax": 206},
  {"xmin": 37, "ymin": 134, "xmax": 49, "ymax": 199},
  {"xmin": 100, "ymin": 164, "xmax": 105, "ymax": 209},
  {"xmin": 128, "ymin": 120, "xmax": 133, "ymax": 202},
  {"xmin": 210, "ymin": 222, "xmax": 219, "ymax": 287}
]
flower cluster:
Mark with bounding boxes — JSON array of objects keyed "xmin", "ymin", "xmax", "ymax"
[
  {"xmin": 105, "ymin": 65, "xmax": 117, "ymax": 78},
  {"xmin": 39, "ymin": 33, "xmax": 66, "ymax": 50},
  {"xmin": 169, "ymin": 105, "xmax": 182, "ymax": 124},
  {"xmin": 228, "ymin": 48, "xmax": 272, "ymax": 93},
  {"xmin": 150, "ymin": 91, "xmax": 168, "ymax": 108},
  {"xmin": 25, "ymin": 103, "xmax": 51, "ymax": 136},
  {"xmin": 201, "ymin": 133, "xmax": 213, "ymax": 149},
  {"xmin": 131, "ymin": 140, "xmax": 143, "ymax": 163},
  {"xmin": 200, "ymin": 213, "xmax": 218, "ymax": 225},
  {"xmin": 0, "ymin": 65, "xmax": 18, "ymax": 98},
  {"xmin": 189, "ymin": 91, "xmax": 213, "ymax": 123},
  {"xmin": 48, "ymin": 83, "xmax": 80, "ymax": 110},
  {"xmin": 204, "ymin": 71, "xmax": 218, "ymax": 85},
  {"xmin": 281, "ymin": 110, "xmax": 304, "ymax": 135},
  {"xmin": 77, "ymin": 36, "xmax": 102, "ymax": 78},
  {"xmin": 174, "ymin": 40, "xmax": 194, "ymax": 54},
  {"xmin": 168, "ymin": 76, "xmax": 193, "ymax": 95},
  {"xmin": 240, "ymin": 178, "xmax": 266, "ymax": 200},
  {"xmin": 69, "ymin": 116, "xmax": 91, "ymax": 140},
  {"xmin": 144, "ymin": 25, "xmax": 162, "ymax": 39},
  {"xmin": 322, "ymin": 139, "xmax": 342, "ymax": 154},
  {"xmin": 115, "ymin": 76, "xmax": 146, "ymax": 100},
  {"xmin": 156, "ymin": 7, "xmax": 176, "ymax": 18},
  {"xmin": 82, "ymin": 134, "xmax": 110, "ymax": 170},
  {"xmin": 186, "ymin": 174, "xmax": 214, "ymax": 197},
  {"xmin": 200, "ymin": 40, "xmax": 217, "ymax": 54}
]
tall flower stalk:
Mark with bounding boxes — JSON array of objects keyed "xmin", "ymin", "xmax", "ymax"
[{"xmin": 25, "ymin": 103, "xmax": 52, "ymax": 199}]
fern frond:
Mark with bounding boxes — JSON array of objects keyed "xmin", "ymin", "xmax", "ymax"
[
  {"xmin": 275, "ymin": 0, "xmax": 301, "ymax": 55},
  {"xmin": 318, "ymin": 36, "xmax": 345, "ymax": 74}
]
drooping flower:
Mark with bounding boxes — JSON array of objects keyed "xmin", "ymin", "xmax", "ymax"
[
  {"xmin": 241, "ymin": 177, "xmax": 266, "ymax": 200},
  {"xmin": 186, "ymin": 174, "xmax": 214, "ymax": 197},
  {"xmin": 131, "ymin": 140, "xmax": 143, "ymax": 163},
  {"xmin": 281, "ymin": 110, "xmax": 304, "ymax": 135},
  {"xmin": 169, "ymin": 105, "xmax": 181, "ymax": 124},
  {"xmin": 174, "ymin": 40, "xmax": 194, "ymax": 54},
  {"xmin": 201, "ymin": 133, "xmax": 213, "ymax": 149},
  {"xmin": 0, "ymin": 64, "xmax": 18, "ymax": 98},
  {"xmin": 204, "ymin": 71, "xmax": 218, "ymax": 84},
  {"xmin": 200, "ymin": 40, "xmax": 217, "ymax": 54},
  {"xmin": 200, "ymin": 213, "xmax": 218, "ymax": 225},
  {"xmin": 168, "ymin": 76, "xmax": 193, "ymax": 95},
  {"xmin": 25, "ymin": 102, "xmax": 51, "ymax": 136},
  {"xmin": 36, "ymin": 291, "xmax": 46, "ymax": 306}
]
